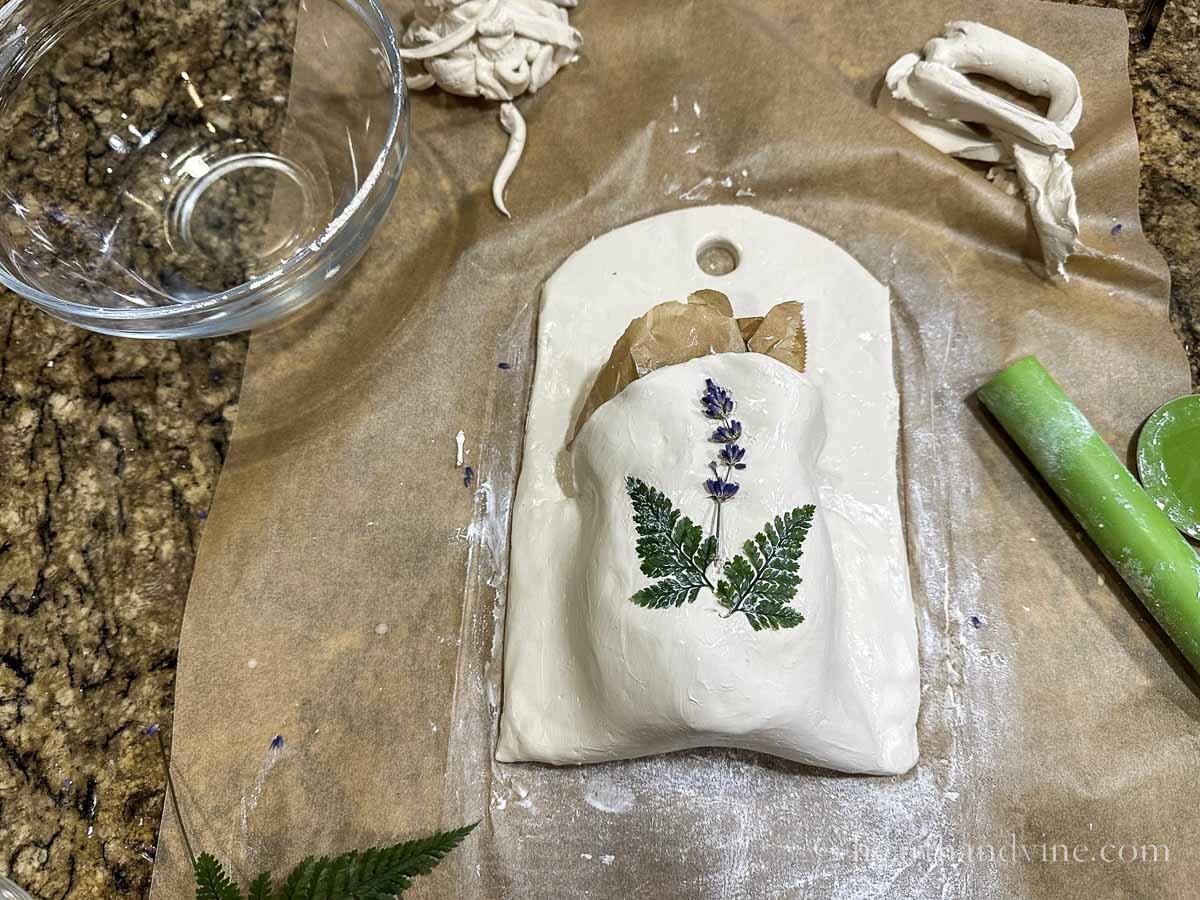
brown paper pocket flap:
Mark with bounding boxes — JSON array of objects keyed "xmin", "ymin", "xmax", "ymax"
[{"xmin": 570, "ymin": 293, "xmax": 807, "ymax": 443}]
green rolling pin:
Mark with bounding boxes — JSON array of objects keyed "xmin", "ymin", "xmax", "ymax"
[{"xmin": 978, "ymin": 356, "xmax": 1200, "ymax": 671}]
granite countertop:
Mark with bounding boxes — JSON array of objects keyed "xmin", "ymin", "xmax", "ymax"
[{"xmin": 1, "ymin": 1, "xmax": 1198, "ymax": 897}]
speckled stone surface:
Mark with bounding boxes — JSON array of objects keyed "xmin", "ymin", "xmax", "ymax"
[
  {"xmin": 0, "ymin": 2, "xmax": 1197, "ymax": 898},
  {"xmin": 1094, "ymin": 0, "xmax": 1200, "ymax": 387},
  {"xmin": 0, "ymin": 1, "xmax": 287, "ymax": 897}
]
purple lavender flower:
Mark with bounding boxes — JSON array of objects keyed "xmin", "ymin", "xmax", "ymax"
[
  {"xmin": 701, "ymin": 378, "xmax": 735, "ymax": 419},
  {"xmin": 706, "ymin": 477, "xmax": 740, "ymax": 501},
  {"xmin": 700, "ymin": 379, "xmax": 747, "ymax": 550},
  {"xmin": 711, "ymin": 421, "xmax": 743, "ymax": 444},
  {"xmin": 718, "ymin": 444, "xmax": 747, "ymax": 469}
]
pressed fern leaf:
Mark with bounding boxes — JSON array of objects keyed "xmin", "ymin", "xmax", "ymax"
[
  {"xmin": 627, "ymin": 477, "xmax": 717, "ymax": 581},
  {"xmin": 275, "ymin": 823, "xmax": 478, "ymax": 900},
  {"xmin": 742, "ymin": 598, "xmax": 806, "ymax": 632},
  {"xmin": 626, "ymin": 477, "xmax": 717, "ymax": 609},
  {"xmin": 247, "ymin": 872, "xmax": 272, "ymax": 900},
  {"xmin": 194, "ymin": 853, "xmax": 244, "ymax": 900},
  {"xmin": 716, "ymin": 505, "xmax": 815, "ymax": 631},
  {"xmin": 276, "ymin": 856, "xmax": 322, "ymax": 900},
  {"xmin": 632, "ymin": 579, "xmax": 705, "ymax": 610}
]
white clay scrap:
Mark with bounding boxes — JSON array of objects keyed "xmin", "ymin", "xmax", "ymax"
[
  {"xmin": 399, "ymin": 0, "xmax": 582, "ymax": 217},
  {"xmin": 881, "ymin": 21, "xmax": 1083, "ymax": 279}
]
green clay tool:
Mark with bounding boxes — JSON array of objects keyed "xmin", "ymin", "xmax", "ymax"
[
  {"xmin": 978, "ymin": 356, "xmax": 1200, "ymax": 672},
  {"xmin": 1137, "ymin": 394, "xmax": 1200, "ymax": 541}
]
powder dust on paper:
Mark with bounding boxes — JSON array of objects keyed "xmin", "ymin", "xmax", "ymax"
[{"xmin": 236, "ymin": 735, "xmax": 289, "ymax": 866}]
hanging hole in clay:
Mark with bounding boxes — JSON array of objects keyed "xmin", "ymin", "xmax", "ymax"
[{"xmin": 696, "ymin": 239, "xmax": 740, "ymax": 276}]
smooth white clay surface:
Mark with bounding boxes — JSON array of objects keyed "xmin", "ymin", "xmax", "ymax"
[
  {"xmin": 496, "ymin": 206, "xmax": 920, "ymax": 775},
  {"xmin": 568, "ymin": 354, "xmax": 917, "ymax": 772}
]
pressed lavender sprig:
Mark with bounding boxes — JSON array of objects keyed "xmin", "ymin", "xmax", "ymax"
[
  {"xmin": 702, "ymin": 378, "xmax": 746, "ymax": 552},
  {"xmin": 624, "ymin": 377, "xmax": 811, "ymax": 630}
]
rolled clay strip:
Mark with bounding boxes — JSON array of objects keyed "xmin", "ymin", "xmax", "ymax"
[
  {"xmin": 397, "ymin": 0, "xmax": 502, "ymax": 61},
  {"xmin": 978, "ymin": 356, "xmax": 1200, "ymax": 671},
  {"xmin": 494, "ymin": 102, "xmax": 527, "ymax": 218},
  {"xmin": 882, "ymin": 21, "xmax": 1083, "ymax": 280},
  {"xmin": 888, "ymin": 59, "xmax": 1074, "ymax": 151},
  {"xmin": 925, "ymin": 21, "xmax": 1082, "ymax": 131}
]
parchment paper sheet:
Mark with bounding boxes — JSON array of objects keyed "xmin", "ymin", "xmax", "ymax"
[{"xmin": 152, "ymin": 1, "xmax": 1197, "ymax": 897}]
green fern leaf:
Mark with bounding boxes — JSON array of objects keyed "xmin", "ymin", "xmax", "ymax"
[
  {"xmin": 277, "ymin": 856, "xmax": 327, "ymax": 900},
  {"xmin": 194, "ymin": 853, "xmax": 244, "ymax": 900},
  {"xmin": 715, "ymin": 555, "xmax": 755, "ymax": 610},
  {"xmin": 275, "ymin": 823, "xmax": 477, "ymax": 900},
  {"xmin": 632, "ymin": 579, "xmax": 703, "ymax": 609},
  {"xmin": 378, "ymin": 822, "xmax": 479, "ymax": 880},
  {"xmin": 716, "ymin": 505, "xmax": 815, "ymax": 629},
  {"xmin": 743, "ymin": 599, "xmax": 806, "ymax": 632},
  {"xmin": 247, "ymin": 872, "xmax": 272, "ymax": 900},
  {"xmin": 626, "ymin": 478, "xmax": 717, "ymax": 609},
  {"xmin": 627, "ymin": 478, "xmax": 717, "ymax": 579}
]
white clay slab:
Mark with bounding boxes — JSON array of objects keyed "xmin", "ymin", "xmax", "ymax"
[{"xmin": 497, "ymin": 205, "xmax": 920, "ymax": 774}]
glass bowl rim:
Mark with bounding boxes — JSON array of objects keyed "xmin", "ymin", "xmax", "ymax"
[{"xmin": 0, "ymin": 0, "xmax": 407, "ymax": 322}]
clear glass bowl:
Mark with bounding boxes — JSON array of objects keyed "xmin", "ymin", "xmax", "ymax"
[
  {"xmin": 0, "ymin": 875, "xmax": 31, "ymax": 900},
  {"xmin": 0, "ymin": 0, "xmax": 409, "ymax": 338}
]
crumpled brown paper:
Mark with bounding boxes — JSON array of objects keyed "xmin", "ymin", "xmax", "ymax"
[
  {"xmin": 152, "ymin": 2, "xmax": 1197, "ymax": 899},
  {"xmin": 569, "ymin": 292, "xmax": 806, "ymax": 441}
]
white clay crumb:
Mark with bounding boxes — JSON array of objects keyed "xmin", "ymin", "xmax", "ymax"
[
  {"xmin": 375, "ymin": 623, "xmax": 389, "ymax": 636},
  {"xmin": 600, "ymin": 855, "xmax": 615, "ymax": 865},
  {"xmin": 456, "ymin": 430, "xmax": 466, "ymax": 467},
  {"xmin": 247, "ymin": 659, "xmax": 258, "ymax": 669}
]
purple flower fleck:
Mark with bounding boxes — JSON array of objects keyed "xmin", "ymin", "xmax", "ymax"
[
  {"xmin": 270, "ymin": 734, "xmax": 284, "ymax": 750},
  {"xmin": 145, "ymin": 724, "xmax": 161, "ymax": 737},
  {"xmin": 464, "ymin": 466, "xmax": 475, "ymax": 488}
]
